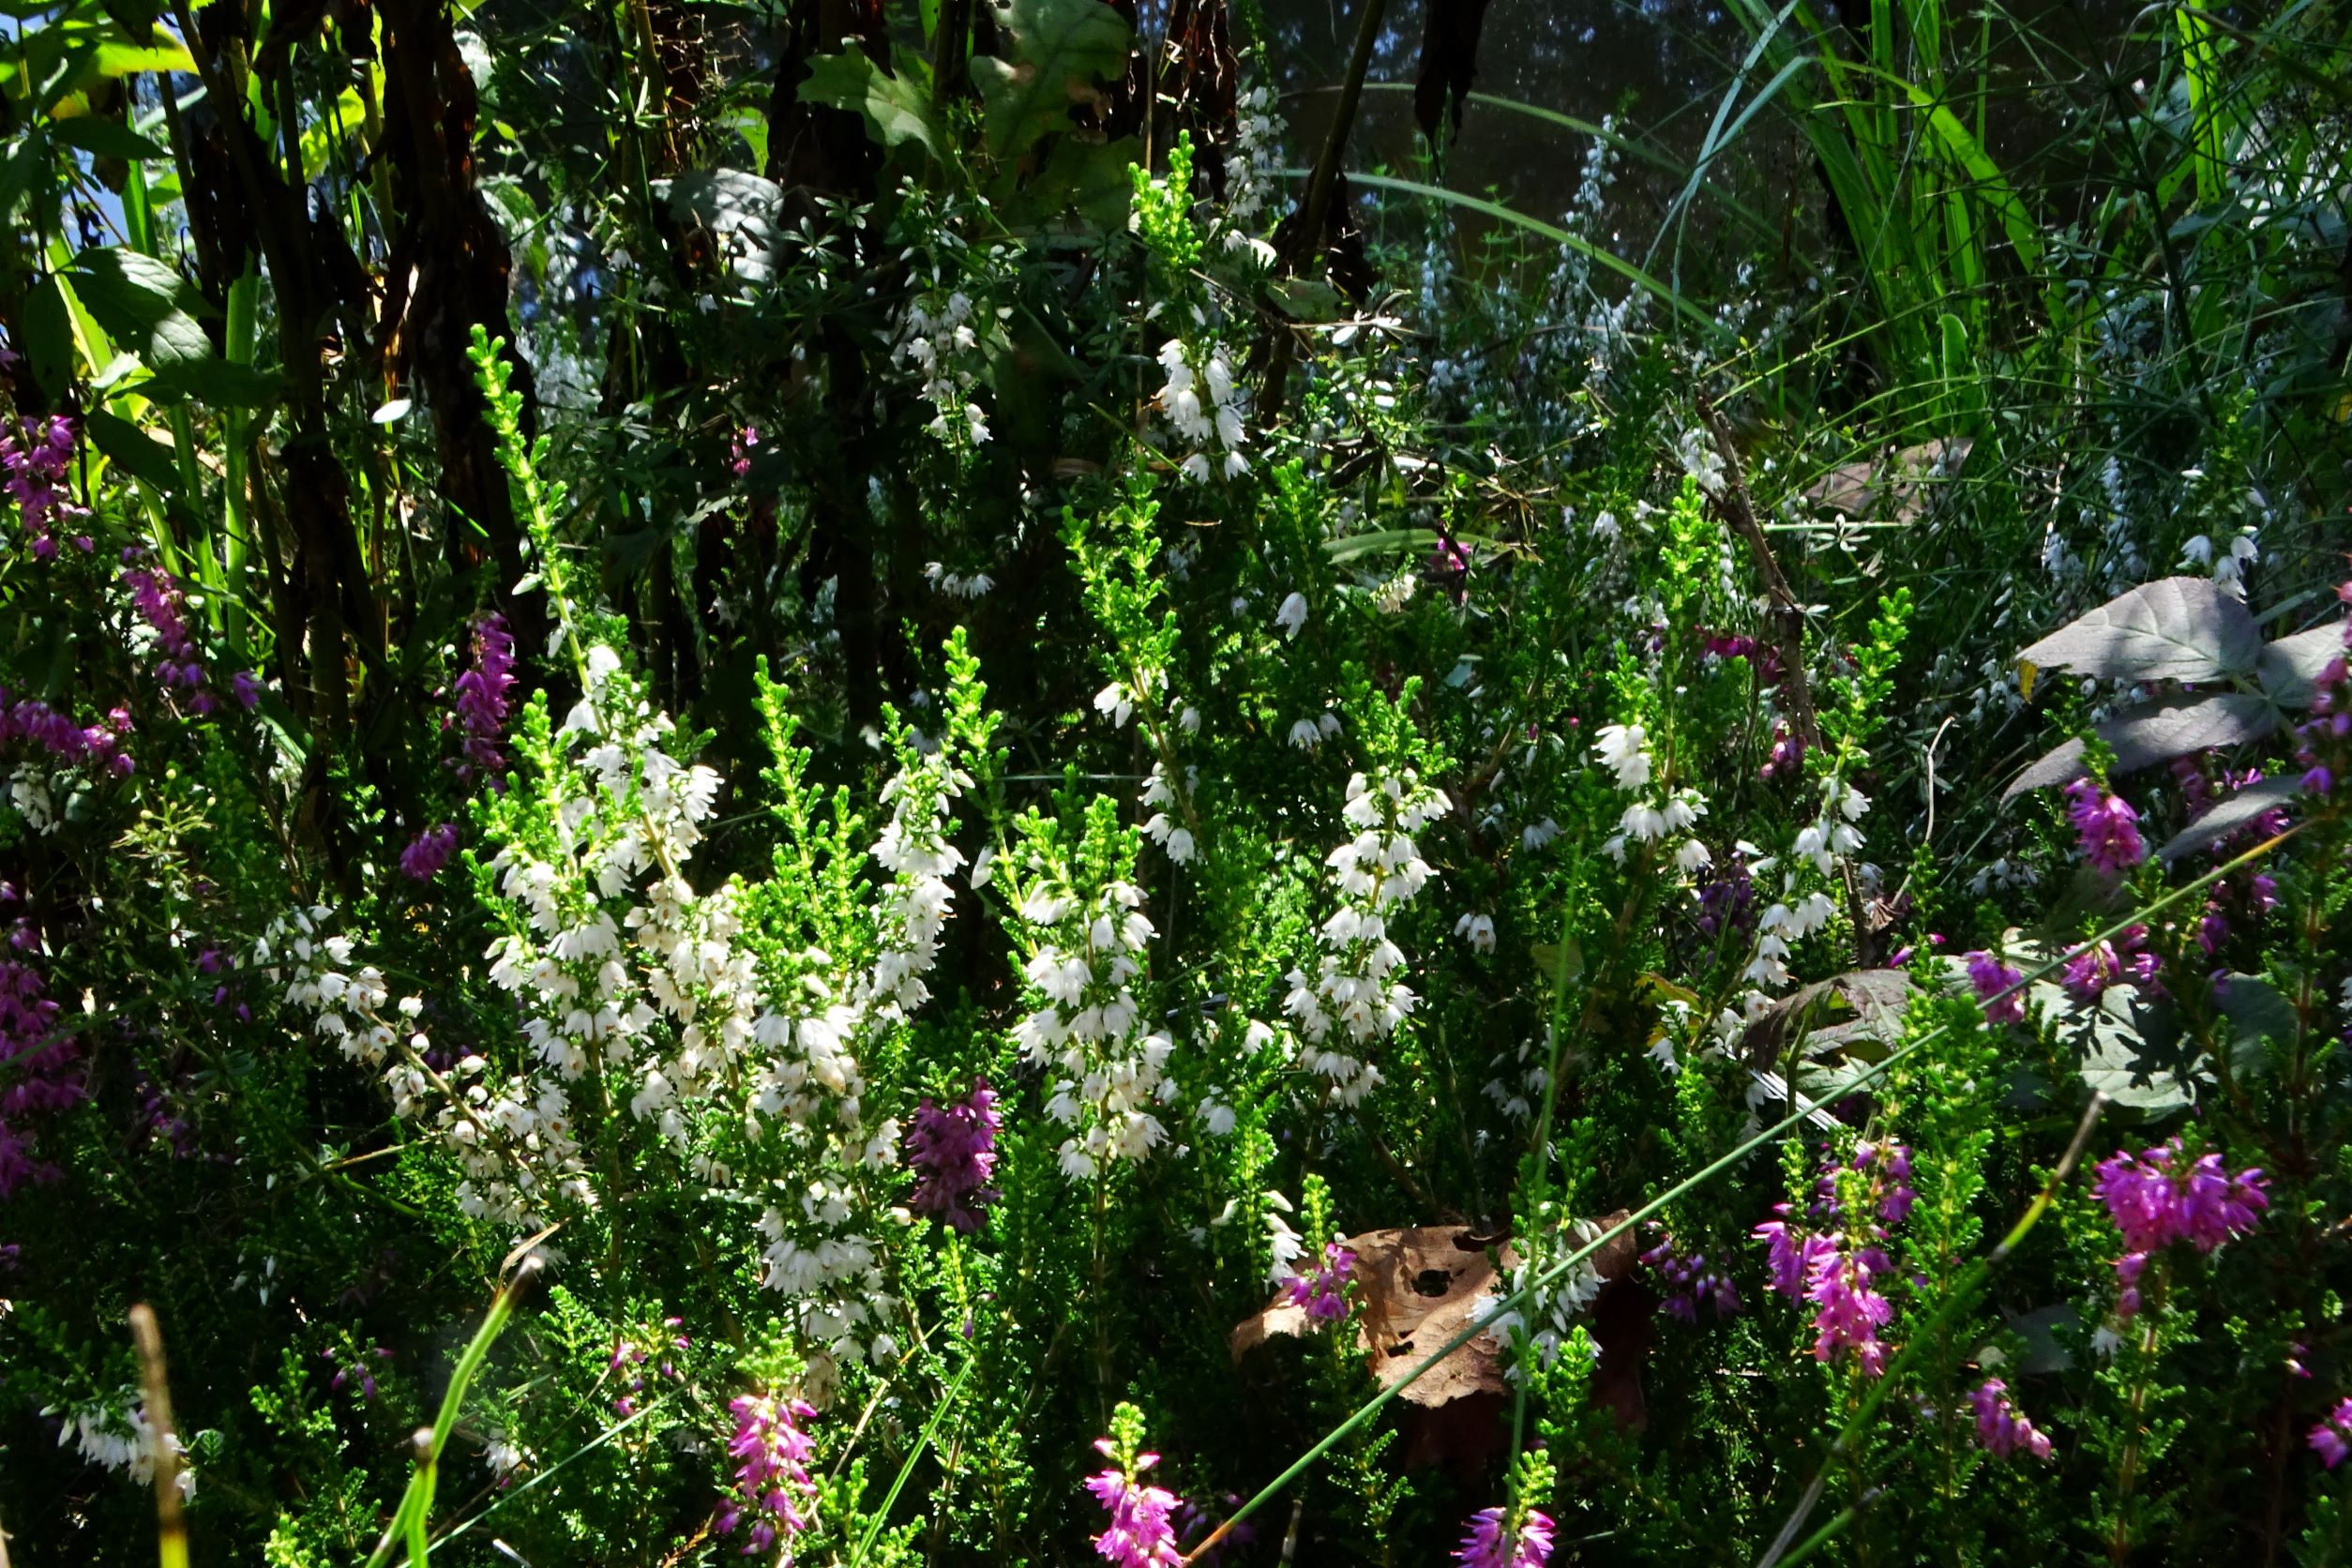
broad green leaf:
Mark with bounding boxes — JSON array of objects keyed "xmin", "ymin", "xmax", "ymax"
[
  {"xmin": 2003, "ymin": 692, "xmax": 2279, "ymax": 800},
  {"xmin": 1000, "ymin": 133, "xmax": 1135, "ymax": 227},
  {"xmin": 83, "ymin": 407, "xmax": 181, "ymax": 490},
  {"xmin": 799, "ymin": 45, "xmax": 942, "ymax": 161},
  {"xmin": 2015, "ymin": 576, "xmax": 2263, "ymax": 686},
  {"xmin": 22, "ymin": 273, "xmax": 76, "ymax": 397},
  {"xmin": 66, "ymin": 247, "xmax": 213, "ymax": 371},
  {"xmin": 969, "ymin": 0, "xmax": 1131, "ymax": 160},
  {"xmin": 144, "ymin": 357, "xmax": 288, "ymax": 408},
  {"xmin": 2032, "ymin": 981, "xmax": 2194, "ymax": 1115},
  {"xmin": 2157, "ymin": 774, "xmax": 2299, "ymax": 862},
  {"xmin": 51, "ymin": 118, "xmax": 167, "ymax": 159},
  {"xmin": 93, "ymin": 40, "xmax": 198, "ymax": 77},
  {"xmin": 2255, "ymin": 620, "xmax": 2345, "ymax": 707}
]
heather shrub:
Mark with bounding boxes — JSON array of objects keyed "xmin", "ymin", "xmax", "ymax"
[{"xmin": 1, "ymin": 0, "xmax": 2349, "ymax": 1562}]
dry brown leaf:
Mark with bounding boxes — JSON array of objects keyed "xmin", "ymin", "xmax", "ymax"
[{"xmin": 1229, "ymin": 1214, "xmax": 1637, "ymax": 1410}]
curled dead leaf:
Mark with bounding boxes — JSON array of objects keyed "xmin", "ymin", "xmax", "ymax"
[{"xmin": 1229, "ymin": 1215, "xmax": 1637, "ymax": 1409}]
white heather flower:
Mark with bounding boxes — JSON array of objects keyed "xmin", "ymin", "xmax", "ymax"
[
  {"xmin": 1455, "ymin": 912, "xmax": 1496, "ymax": 953},
  {"xmin": 1274, "ymin": 592, "xmax": 1309, "ymax": 641},
  {"xmin": 1676, "ymin": 429, "xmax": 1726, "ymax": 496},
  {"xmin": 1674, "ymin": 838, "xmax": 1712, "ymax": 872},
  {"xmin": 1093, "ymin": 683, "xmax": 1135, "ymax": 728},
  {"xmin": 1288, "ymin": 718, "xmax": 1323, "ymax": 749},
  {"xmin": 1592, "ymin": 724, "xmax": 1652, "ymax": 791},
  {"xmin": 1165, "ymin": 827, "xmax": 1196, "ymax": 863}
]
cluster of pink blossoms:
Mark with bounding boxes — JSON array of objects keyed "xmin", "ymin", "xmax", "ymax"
[
  {"xmin": 1284, "ymin": 1241, "xmax": 1356, "ymax": 1323},
  {"xmin": 1970, "ymin": 1378, "xmax": 2053, "ymax": 1459},
  {"xmin": 1964, "ymin": 949, "xmax": 2026, "ymax": 1024},
  {"xmin": 120, "ymin": 553, "xmax": 258, "ymax": 716},
  {"xmin": 2295, "ymin": 586, "xmax": 2352, "ymax": 798},
  {"xmin": 1755, "ymin": 1141, "xmax": 1915, "ymax": 1376},
  {"xmin": 1084, "ymin": 1440, "xmax": 1184, "ymax": 1567},
  {"xmin": 1454, "ymin": 1504, "xmax": 1555, "ymax": 1568},
  {"xmin": 0, "ymin": 415, "xmax": 88, "ymax": 559},
  {"xmin": 2060, "ymin": 924, "xmax": 2160, "ymax": 1004},
  {"xmin": 450, "ymin": 612, "xmax": 518, "ymax": 785},
  {"xmin": 2093, "ymin": 1138, "xmax": 2267, "ymax": 1317},
  {"xmin": 716, "ymin": 1392, "xmax": 818, "ymax": 1559},
  {"xmin": 904, "ymin": 1079, "xmax": 1002, "ymax": 1233},
  {"xmin": 0, "ymin": 690, "xmax": 133, "ymax": 776},
  {"xmin": 0, "ymin": 955, "xmax": 84, "ymax": 1199},
  {"xmin": 2309, "ymin": 1398, "xmax": 2352, "ymax": 1469},
  {"xmin": 400, "ymin": 823, "xmax": 460, "ymax": 882},
  {"xmin": 2064, "ymin": 776, "xmax": 2147, "ymax": 875},
  {"xmin": 1639, "ymin": 1229, "xmax": 1741, "ymax": 1324}
]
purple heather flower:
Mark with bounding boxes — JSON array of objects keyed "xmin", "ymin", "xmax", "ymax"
[
  {"xmin": 905, "ymin": 1079, "xmax": 1002, "ymax": 1233},
  {"xmin": 1694, "ymin": 860, "xmax": 1756, "ymax": 942},
  {"xmin": 1640, "ymin": 1229, "xmax": 1741, "ymax": 1323},
  {"xmin": 451, "ymin": 612, "xmax": 518, "ymax": 787},
  {"xmin": 2095, "ymin": 1139, "xmax": 2266, "ymax": 1315},
  {"xmin": 716, "ymin": 1392, "xmax": 817, "ymax": 1558},
  {"xmin": 232, "ymin": 670, "xmax": 261, "ymax": 710},
  {"xmin": 0, "ymin": 958, "xmax": 84, "ymax": 1199},
  {"xmin": 2064, "ymin": 776, "xmax": 2147, "ymax": 875},
  {"xmin": 1285, "ymin": 1242, "xmax": 1356, "ymax": 1323},
  {"xmin": 1084, "ymin": 1442, "xmax": 1184, "ymax": 1568},
  {"xmin": 1965, "ymin": 950, "xmax": 2026, "ymax": 1025},
  {"xmin": 400, "ymin": 823, "xmax": 459, "ymax": 882},
  {"xmin": 2312, "ymin": 1398, "xmax": 2352, "ymax": 1470},
  {"xmin": 2060, "ymin": 926, "xmax": 2158, "ymax": 1004},
  {"xmin": 1971, "ymin": 1379, "xmax": 2053, "ymax": 1459},
  {"xmin": 1454, "ymin": 1504, "xmax": 1556, "ymax": 1568},
  {"xmin": 121, "ymin": 564, "xmax": 219, "ymax": 712},
  {"xmin": 0, "ymin": 416, "xmax": 87, "ymax": 556},
  {"xmin": 1804, "ymin": 1243, "xmax": 1893, "ymax": 1375},
  {"xmin": 731, "ymin": 425, "xmax": 761, "ymax": 477},
  {"xmin": 0, "ymin": 690, "xmax": 133, "ymax": 776}
]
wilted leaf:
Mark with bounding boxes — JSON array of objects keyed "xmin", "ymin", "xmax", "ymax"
[
  {"xmin": 2003, "ymin": 692, "xmax": 2280, "ymax": 800},
  {"xmin": 2256, "ymin": 621, "xmax": 2346, "ymax": 708},
  {"xmin": 2016, "ymin": 576, "xmax": 2261, "ymax": 686},
  {"xmin": 1741, "ymin": 969, "xmax": 1914, "ymax": 1065},
  {"xmin": 1412, "ymin": 0, "xmax": 1493, "ymax": 143},
  {"xmin": 1230, "ymin": 1219, "xmax": 1636, "ymax": 1409},
  {"xmin": 2156, "ymin": 773, "xmax": 2299, "ymax": 861},
  {"xmin": 970, "ymin": 0, "xmax": 1133, "ymax": 161}
]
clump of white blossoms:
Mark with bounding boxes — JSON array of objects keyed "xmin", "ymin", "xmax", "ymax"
[
  {"xmin": 1744, "ymin": 776, "xmax": 1868, "ymax": 994},
  {"xmin": 53, "ymin": 1396, "xmax": 195, "ymax": 1500},
  {"xmin": 1153, "ymin": 338, "xmax": 1249, "ymax": 480},
  {"xmin": 1139, "ymin": 761, "xmax": 1196, "ymax": 865},
  {"xmin": 1483, "ymin": 1216, "xmax": 1609, "ymax": 1378},
  {"xmin": 1012, "ymin": 830, "xmax": 1176, "ymax": 1181},
  {"xmin": 2180, "ymin": 527, "xmax": 2259, "ymax": 597},
  {"xmin": 1284, "ymin": 767, "xmax": 1449, "ymax": 1104},
  {"xmin": 924, "ymin": 561, "xmax": 996, "ymax": 599},
  {"xmin": 1219, "ymin": 82, "xmax": 1282, "ymax": 227},
  {"xmin": 897, "ymin": 287, "xmax": 993, "ymax": 446},
  {"xmin": 1591, "ymin": 722, "xmax": 1711, "ymax": 874}
]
